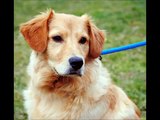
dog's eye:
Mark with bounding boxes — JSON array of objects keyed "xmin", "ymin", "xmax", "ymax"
[
  {"xmin": 52, "ymin": 36, "xmax": 63, "ymax": 42},
  {"xmin": 79, "ymin": 37, "xmax": 87, "ymax": 44}
]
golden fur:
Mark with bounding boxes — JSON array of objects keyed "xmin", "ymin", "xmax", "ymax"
[{"xmin": 20, "ymin": 9, "xmax": 140, "ymax": 120}]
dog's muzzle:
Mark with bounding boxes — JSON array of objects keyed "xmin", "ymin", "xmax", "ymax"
[{"xmin": 68, "ymin": 56, "xmax": 83, "ymax": 76}]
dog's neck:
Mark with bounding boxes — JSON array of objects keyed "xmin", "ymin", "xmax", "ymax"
[{"xmin": 27, "ymin": 51, "xmax": 111, "ymax": 100}]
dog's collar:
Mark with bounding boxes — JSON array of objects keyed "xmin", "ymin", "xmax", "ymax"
[{"xmin": 99, "ymin": 56, "xmax": 102, "ymax": 61}]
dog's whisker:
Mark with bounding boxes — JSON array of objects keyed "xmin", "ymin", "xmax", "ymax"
[{"xmin": 52, "ymin": 67, "xmax": 59, "ymax": 76}]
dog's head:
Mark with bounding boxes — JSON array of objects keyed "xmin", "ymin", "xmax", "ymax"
[{"xmin": 20, "ymin": 9, "xmax": 105, "ymax": 76}]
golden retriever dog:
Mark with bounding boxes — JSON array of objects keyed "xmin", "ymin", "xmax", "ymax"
[{"xmin": 20, "ymin": 9, "xmax": 140, "ymax": 120}]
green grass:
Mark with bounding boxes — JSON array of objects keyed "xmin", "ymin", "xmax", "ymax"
[{"xmin": 14, "ymin": 0, "xmax": 146, "ymax": 120}]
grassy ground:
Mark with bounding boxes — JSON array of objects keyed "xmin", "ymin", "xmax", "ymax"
[{"xmin": 14, "ymin": 0, "xmax": 146, "ymax": 120}]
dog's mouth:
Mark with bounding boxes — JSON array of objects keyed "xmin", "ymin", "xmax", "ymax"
[
  {"xmin": 53, "ymin": 67, "xmax": 83, "ymax": 77},
  {"xmin": 47, "ymin": 67, "xmax": 82, "ymax": 90},
  {"xmin": 67, "ymin": 68, "xmax": 82, "ymax": 76}
]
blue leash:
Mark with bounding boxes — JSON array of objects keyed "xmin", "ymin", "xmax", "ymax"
[{"xmin": 101, "ymin": 40, "xmax": 146, "ymax": 55}]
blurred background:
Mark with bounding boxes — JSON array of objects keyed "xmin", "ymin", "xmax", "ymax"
[{"xmin": 14, "ymin": 0, "xmax": 146, "ymax": 119}]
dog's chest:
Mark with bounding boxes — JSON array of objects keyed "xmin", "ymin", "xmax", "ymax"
[
  {"xmin": 79, "ymin": 99, "xmax": 108, "ymax": 119},
  {"xmin": 34, "ymin": 95, "xmax": 108, "ymax": 119}
]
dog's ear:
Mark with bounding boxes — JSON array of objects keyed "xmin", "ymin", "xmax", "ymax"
[
  {"xmin": 88, "ymin": 21, "xmax": 105, "ymax": 58},
  {"xmin": 20, "ymin": 10, "xmax": 54, "ymax": 52},
  {"xmin": 82, "ymin": 15, "xmax": 105, "ymax": 58}
]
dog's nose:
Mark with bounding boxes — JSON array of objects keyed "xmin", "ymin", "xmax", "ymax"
[{"xmin": 69, "ymin": 57, "xmax": 83, "ymax": 70}]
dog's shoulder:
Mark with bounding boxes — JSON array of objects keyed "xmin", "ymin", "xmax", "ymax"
[{"xmin": 104, "ymin": 84, "xmax": 141, "ymax": 119}]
